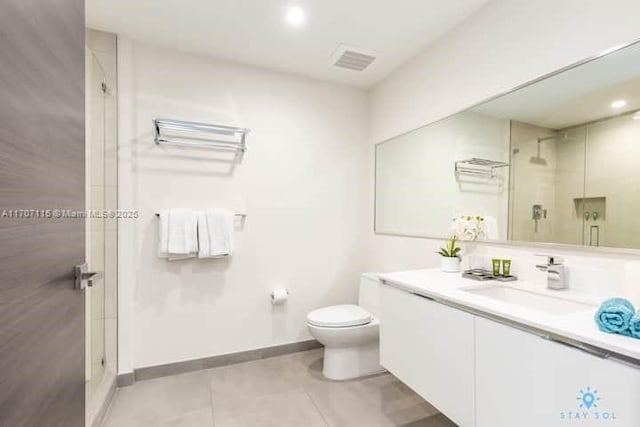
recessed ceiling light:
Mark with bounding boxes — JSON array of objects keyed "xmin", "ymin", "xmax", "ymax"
[
  {"xmin": 633, "ymin": 114, "xmax": 640, "ymax": 120},
  {"xmin": 286, "ymin": 7, "xmax": 305, "ymax": 26},
  {"xmin": 611, "ymin": 99, "xmax": 627, "ymax": 109}
]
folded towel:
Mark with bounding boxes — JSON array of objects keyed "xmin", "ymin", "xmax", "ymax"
[
  {"xmin": 594, "ymin": 297, "xmax": 635, "ymax": 335},
  {"xmin": 630, "ymin": 313, "xmax": 640, "ymax": 339},
  {"xmin": 158, "ymin": 209, "xmax": 198, "ymax": 260},
  {"xmin": 482, "ymin": 216, "xmax": 499, "ymax": 240},
  {"xmin": 197, "ymin": 209, "xmax": 234, "ymax": 258}
]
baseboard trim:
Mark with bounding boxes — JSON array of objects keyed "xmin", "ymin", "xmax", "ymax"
[
  {"xmin": 87, "ymin": 370, "xmax": 117, "ymax": 427},
  {"xmin": 90, "ymin": 372, "xmax": 117, "ymax": 427},
  {"xmin": 116, "ymin": 372, "xmax": 134, "ymax": 387},
  {"xmin": 130, "ymin": 339, "xmax": 321, "ymax": 384}
]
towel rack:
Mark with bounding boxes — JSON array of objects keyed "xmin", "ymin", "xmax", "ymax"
[
  {"xmin": 153, "ymin": 118, "xmax": 249, "ymax": 152},
  {"xmin": 455, "ymin": 158, "xmax": 509, "ymax": 180},
  {"xmin": 155, "ymin": 212, "xmax": 246, "ymax": 219}
]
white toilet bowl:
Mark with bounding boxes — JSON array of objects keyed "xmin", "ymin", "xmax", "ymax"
[{"xmin": 306, "ymin": 275, "xmax": 385, "ymax": 381}]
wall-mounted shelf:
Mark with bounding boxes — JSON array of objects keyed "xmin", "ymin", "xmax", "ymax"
[
  {"xmin": 153, "ymin": 118, "xmax": 249, "ymax": 152},
  {"xmin": 455, "ymin": 158, "xmax": 510, "ymax": 180}
]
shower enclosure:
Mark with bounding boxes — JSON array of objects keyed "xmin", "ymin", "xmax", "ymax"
[
  {"xmin": 509, "ymin": 112, "xmax": 640, "ymax": 248},
  {"xmin": 85, "ymin": 29, "xmax": 118, "ymax": 425}
]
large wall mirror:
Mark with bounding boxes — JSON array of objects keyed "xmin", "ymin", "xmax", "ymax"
[{"xmin": 375, "ymin": 41, "xmax": 640, "ymax": 250}]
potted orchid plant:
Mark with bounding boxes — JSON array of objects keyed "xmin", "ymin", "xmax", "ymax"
[
  {"xmin": 437, "ymin": 215, "xmax": 486, "ymax": 272},
  {"xmin": 437, "ymin": 236, "xmax": 462, "ymax": 272}
]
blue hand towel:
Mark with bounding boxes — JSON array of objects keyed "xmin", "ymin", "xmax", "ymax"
[
  {"xmin": 630, "ymin": 313, "xmax": 640, "ymax": 339},
  {"xmin": 594, "ymin": 298, "xmax": 635, "ymax": 335}
]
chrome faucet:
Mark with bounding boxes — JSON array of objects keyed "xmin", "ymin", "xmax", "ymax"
[{"xmin": 535, "ymin": 254, "xmax": 567, "ymax": 290}]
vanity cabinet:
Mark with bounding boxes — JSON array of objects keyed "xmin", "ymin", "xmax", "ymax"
[
  {"xmin": 380, "ymin": 282, "xmax": 640, "ymax": 427},
  {"xmin": 475, "ymin": 317, "xmax": 640, "ymax": 427},
  {"xmin": 380, "ymin": 285, "xmax": 476, "ymax": 427}
]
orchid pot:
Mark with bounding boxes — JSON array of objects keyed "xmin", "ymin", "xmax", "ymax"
[{"xmin": 437, "ymin": 237, "xmax": 462, "ymax": 273}]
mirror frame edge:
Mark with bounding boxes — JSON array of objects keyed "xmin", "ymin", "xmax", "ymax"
[{"xmin": 373, "ymin": 37, "xmax": 640, "ymax": 258}]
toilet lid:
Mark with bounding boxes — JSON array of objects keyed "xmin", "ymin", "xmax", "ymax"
[{"xmin": 307, "ymin": 304, "xmax": 372, "ymax": 328}]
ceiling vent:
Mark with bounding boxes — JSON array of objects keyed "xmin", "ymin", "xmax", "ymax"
[{"xmin": 331, "ymin": 44, "xmax": 379, "ymax": 72}]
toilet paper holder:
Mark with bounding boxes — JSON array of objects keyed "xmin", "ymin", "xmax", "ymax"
[{"xmin": 271, "ymin": 289, "xmax": 288, "ymax": 305}]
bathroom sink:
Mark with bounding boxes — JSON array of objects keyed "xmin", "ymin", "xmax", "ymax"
[{"xmin": 463, "ymin": 285, "xmax": 595, "ymax": 315}]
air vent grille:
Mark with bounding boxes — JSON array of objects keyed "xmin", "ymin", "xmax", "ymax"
[
  {"xmin": 334, "ymin": 50, "xmax": 376, "ymax": 71},
  {"xmin": 330, "ymin": 45, "xmax": 380, "ymax": 72}
]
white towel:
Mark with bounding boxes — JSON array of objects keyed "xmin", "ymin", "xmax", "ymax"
[
  {"xmin": 197, "ymin": 209, "xmax": 234, "ymax": 258},
  {"xmin": 483, "ymin": 215, "xmax": 499, "ymax": 240},
  {"xmin": 158, "ymin": 209, "xmax": 198, "ymax": 260}
]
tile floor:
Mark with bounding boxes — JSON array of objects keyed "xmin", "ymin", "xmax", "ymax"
[{"xmin": 102, "ymin": 349, "xmax": 456, "ymax": 427}]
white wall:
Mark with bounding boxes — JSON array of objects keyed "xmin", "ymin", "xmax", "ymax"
[
  {"xmin": 114, "ymin": 0, "xmax": 640, "ymax": 373},
  {"xmin": 367, "ymin": 0, "xmax": 640, "ymax": 274},
  {"xmin": 118, "ymin": 40, "xmax": 370, "ymax": 370}
]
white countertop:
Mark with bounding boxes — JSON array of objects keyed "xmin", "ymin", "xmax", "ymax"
[{"xmin": 378, "ymin": 268, "xmax": 640, "ymax": 362}]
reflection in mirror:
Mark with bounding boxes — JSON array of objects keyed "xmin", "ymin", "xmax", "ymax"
[
  {"xmin": 375, "ymin": 111, "xmax": 510, "ymax": 239},
  {"xmin": 375, "ymin": 40, "xmax": 640, "ymax": 250},
  {"xmin": 509, "ymin": 123, "xmax": 586, "ymax": 245}
]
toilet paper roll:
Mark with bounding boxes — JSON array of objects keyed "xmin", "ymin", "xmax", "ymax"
[{"xmin": 271, "ymin": 288, "xmax": 288, "ymax": 305}]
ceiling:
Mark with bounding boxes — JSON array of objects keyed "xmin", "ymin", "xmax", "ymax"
[
  {"xmin": 85, "ymin": 0, "xmax": 490, "ymax": 87},
  {"xmin": 473, "ymin": 41, "xmax": 640, "ymax": 129}
]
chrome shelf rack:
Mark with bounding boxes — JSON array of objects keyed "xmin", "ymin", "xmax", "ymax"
[
  {"xmin": 153, "ymin": 118, "xmax": 249, "ymax": 152},
  {"xmin": 455, "ymin": 158, "xmax": 510, "ymax": 180}
]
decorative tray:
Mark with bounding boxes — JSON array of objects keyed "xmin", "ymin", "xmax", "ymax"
[{"xmin": 462, "ymin": 269, "xmax": 517, "ymax": 282}]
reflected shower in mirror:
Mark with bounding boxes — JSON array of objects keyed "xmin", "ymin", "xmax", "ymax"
[{"xmin": 375, "ymin": 39, "xmax": 640, "ymax": 250}]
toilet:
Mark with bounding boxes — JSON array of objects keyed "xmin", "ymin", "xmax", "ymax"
[{"xmin": 306, "ymin": 274, "xmax": 385, "ymax": 381}]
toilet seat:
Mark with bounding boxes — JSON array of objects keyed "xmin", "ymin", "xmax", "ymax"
[{"xmin": 306, "ymin": 304, "xmax": 372, "ymax": 328}]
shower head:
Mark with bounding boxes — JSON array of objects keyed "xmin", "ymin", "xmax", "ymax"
[
  {"xmin": 555, "ymin": 132, "xmax": 578, "ymax": 142},
  {"xmin": 529, "ymin": 154, "xmax": 548, "ymax": 166},
  {"xmin": 537, "ymin": 132, "xmax": 578, "ymax": 143},
  {"xmin": 530, "ymin": 136, "xmax": 548, "ymax": 165}
]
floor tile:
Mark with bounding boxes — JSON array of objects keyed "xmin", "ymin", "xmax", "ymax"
[
  {"xmin": 306, "ymin": 371, "xmax": 440, "ymax": 427},
  {"xmin": 402, "ymin": 413, "xmax": 458, "ymax": 427},
  {"xmin": 103, "ymin": 348, "xmax": 454, "ymax": 427},
  {"xmin": 154, "ymin": 409, "xmax": 214, "ymax": 427},
  {"xmin": 208, "ymin": 351, "xmax": 317, "ymax": 403},
  {"xmin": 213, "ymin": 389, "xmax": 326, "ymax": 427},
  {"xmin": 102, "ymin": 371, "xmax": 212, "ymax": 427}
]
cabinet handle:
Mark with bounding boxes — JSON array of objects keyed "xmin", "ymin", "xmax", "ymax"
[
  {"xmin": 411, "ymin": 292, "xmax": 436, "ymax": 302},
  {"xmin": 544, "ymin": 336, "xmax": 610, "ymax": 359}
]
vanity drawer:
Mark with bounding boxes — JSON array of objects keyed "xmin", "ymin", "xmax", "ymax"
[
  {"xmin": 475, "ymin": 317, "xmax": 640, "ymax": 427},
  {"xmin": 380, "ymin": 285, "xmax": 475, "ymax": 427}
]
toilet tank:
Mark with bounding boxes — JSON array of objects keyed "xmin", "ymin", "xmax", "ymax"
[{"xmin": 358, "ymin": 273, "xmax": 381, "ymax": 318}]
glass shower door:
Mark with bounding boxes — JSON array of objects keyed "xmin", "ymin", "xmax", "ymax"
[
  {"xmin": 583, "ymin": 114, "xmax": 640, "ymax": 248},
  {"xmin": 509, "ymin": 122, "xmax": 587, "ymax": 245},
  {"xmin": 86, "ymin": 51, "xmax": 106, "ymax": 400}
]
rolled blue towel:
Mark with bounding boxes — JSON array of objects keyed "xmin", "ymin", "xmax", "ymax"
[
  {"xmin": 594, "ymin": 298, "xmax": 635, "ymax": 335},
  {"xmin": 630, "ymin": 313, "xmax": 640, "ymax": 339}
]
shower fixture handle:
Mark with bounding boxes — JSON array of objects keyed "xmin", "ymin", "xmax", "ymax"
[{"xmin": 74, "ymin": 263, "xmax": 100, "ymax": 290}]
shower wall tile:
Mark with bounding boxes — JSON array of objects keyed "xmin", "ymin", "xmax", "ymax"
[
  {"xmin": 510, "ymin": 121, "xmax": 558, "ymax": 243},
  {"xmin": 105, "ymin": 317, "xmax": 118, "ymax": 370},
  {"xmin": 105, "ymin": 229, "xmax": 118, "ymax": 319},
  {"xmin": 104, "ymin": 144, "xmax": 118, "ymax": 193},
  {"xmin": 90, "ymin": 185, "xmax": 105, "ymax": 232},
  {"xmin": 90, "ymin": 230, "xmax": 105, "ymax": 271},
  {"xmin": 90, "ymin": 146, "xmax": 105, "ymax": 186},
  {"xmin": 91, "ymin": 276, "xmax": 105, "ymax": 321},
  {"xmin": 86, "ymin": 28, "xmax": 117, "ymax": 54},
  {"xmin": 92, "ymin": 319, "xmax": 105, "ymax": 365},
  {"xmin": 94, "ymin": 51, "xmax": 117, "ymax": 83},
  {"xmin": 104, "ymin": 187, "xmax": 118, "ymax": 231}
]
